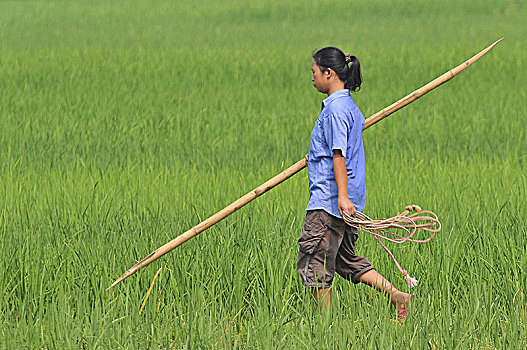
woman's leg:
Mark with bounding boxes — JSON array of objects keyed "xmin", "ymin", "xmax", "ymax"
[
  {"xmin": 297, "ymin": 211, "xmax": 346, "ymax": 310},
  {"xmin": 358, "ymin": 269, "xmax": 412, "ymax": 314},
  {"xmin": 313, "ymin": 287, "xmax": 332, "ymax": 310}
]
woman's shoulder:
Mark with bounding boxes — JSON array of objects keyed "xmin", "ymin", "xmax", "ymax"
[{"xmin": 323, "ymin": 97, "xmax": 355, "ymax": 118}]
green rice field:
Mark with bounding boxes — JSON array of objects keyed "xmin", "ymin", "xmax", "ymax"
[{"xmin": 1, "ymin": 0, "xmax": 526, "ymax": 348}]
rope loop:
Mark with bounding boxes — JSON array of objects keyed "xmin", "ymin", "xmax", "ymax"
[{"xmin": 342, "ymin": 205, "xmax": 441, "ymax": 288}]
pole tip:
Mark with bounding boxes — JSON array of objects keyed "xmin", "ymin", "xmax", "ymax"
[
  {"xmin": 106, "ymin": 271, "xmax": 129, "ymax": 291},
  {"xmin": 106, "ymin": 278, "xmax": 119, "ymax": 291},
  {"xmin": 487, "ymin": 38, "xmax": 504, "ymax": 53}
]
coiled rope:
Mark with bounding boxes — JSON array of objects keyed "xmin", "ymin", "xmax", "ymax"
[{"xmin": 342, "ymin": 205, "xmax": 441, "ymax": 288}]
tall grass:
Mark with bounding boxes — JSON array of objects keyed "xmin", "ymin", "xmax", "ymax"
[{"xmin": 1, "ymin": 0, "xmax": 526, "ymax": 348}]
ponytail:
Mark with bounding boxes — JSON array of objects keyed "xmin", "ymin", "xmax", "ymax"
[{"xmin": 345, "ymin": 55, "xmax": 362, "ymax": 92}]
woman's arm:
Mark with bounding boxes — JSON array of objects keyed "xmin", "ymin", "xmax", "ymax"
[{"xmin": 333, "ymin": 149, "xmax": 356, "ymax": 217}]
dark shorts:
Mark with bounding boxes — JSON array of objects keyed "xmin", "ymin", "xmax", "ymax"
[{"xmin": 297, "ymin": 209, "xmax": 374, "ymax": 288}]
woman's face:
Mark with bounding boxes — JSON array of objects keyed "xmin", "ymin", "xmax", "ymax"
[{"xmin": 311, "ymin": 59, "xmax": 329, "ymax": 93}]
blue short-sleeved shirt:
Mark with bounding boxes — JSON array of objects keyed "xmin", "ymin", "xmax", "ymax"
[{"xmin": 306, "ymin": 89, "xmax": 366, "ymax": 217}]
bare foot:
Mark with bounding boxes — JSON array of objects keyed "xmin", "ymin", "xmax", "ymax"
[{"xmin": 392, "ymin": 291, "xmax": 415, "ymax": 322}]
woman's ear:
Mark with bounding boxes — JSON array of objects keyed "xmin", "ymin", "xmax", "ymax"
[{"xmin": 325, "ymin": 68, "xmax": 335, "ymax": 80}]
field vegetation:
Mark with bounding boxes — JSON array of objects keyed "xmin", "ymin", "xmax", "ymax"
[{"xmin": 1, "ymin": 0, "xmax": 526, "ymax": 348}]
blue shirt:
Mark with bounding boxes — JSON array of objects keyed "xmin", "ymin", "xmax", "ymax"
[{"xmin": 306, "ymin": 89, "xmax": 366, "ymax": 217}]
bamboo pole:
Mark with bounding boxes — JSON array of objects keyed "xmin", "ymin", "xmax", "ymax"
[
  {"xmin": 364, "ymin": 38, "xmax": 502, "ymax": 129},
  {"xmin": 108, "ymin": 38, "xmax": 502, "ymax": 290}
]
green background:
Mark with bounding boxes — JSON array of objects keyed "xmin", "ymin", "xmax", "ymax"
[{"xmin": 1, "ymin": 0, "xmax": 526, "ymax": 348}]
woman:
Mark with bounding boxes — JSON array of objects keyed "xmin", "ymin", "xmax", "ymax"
[{"xmin": 297, "ymin": 47, "xmax": 412, "ymax": 320}]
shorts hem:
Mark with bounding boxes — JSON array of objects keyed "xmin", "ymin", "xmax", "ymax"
[
  {"xmin": 301, "ymin": 281, "xmax": 333, "ymax": 289},
  {"xmin": 350, "ymin": 266, "xmax": 375, "ymax": 284}
]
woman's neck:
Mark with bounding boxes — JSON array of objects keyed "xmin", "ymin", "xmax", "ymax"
[{"xmin": 327, "ymin": 82, "xmax": 345, "ymax": 96}]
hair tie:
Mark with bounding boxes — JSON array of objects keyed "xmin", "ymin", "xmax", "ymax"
[{"xmin": 345, "ymin": 53, "xmax": 352, "ymax": 64}]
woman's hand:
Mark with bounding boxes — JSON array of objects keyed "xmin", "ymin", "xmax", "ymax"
[{"xmin": 338, "ymin": 196, "xmax": 356, "ymax": 217}]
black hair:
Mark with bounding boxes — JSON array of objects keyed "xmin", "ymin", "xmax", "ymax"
[{"xmin": 313, "ymin": 47, "xmax": 362, "ymax": 92}]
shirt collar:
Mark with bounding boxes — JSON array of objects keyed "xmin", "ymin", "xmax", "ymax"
[{"xmin": 322, "ymin": 89, "xmax": 350, "ymax": 108}]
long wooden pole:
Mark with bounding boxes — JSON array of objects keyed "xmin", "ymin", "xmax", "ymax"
[{"xmin": 108, "ymin": 38, "xmax": 502, "ymax": 290}]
